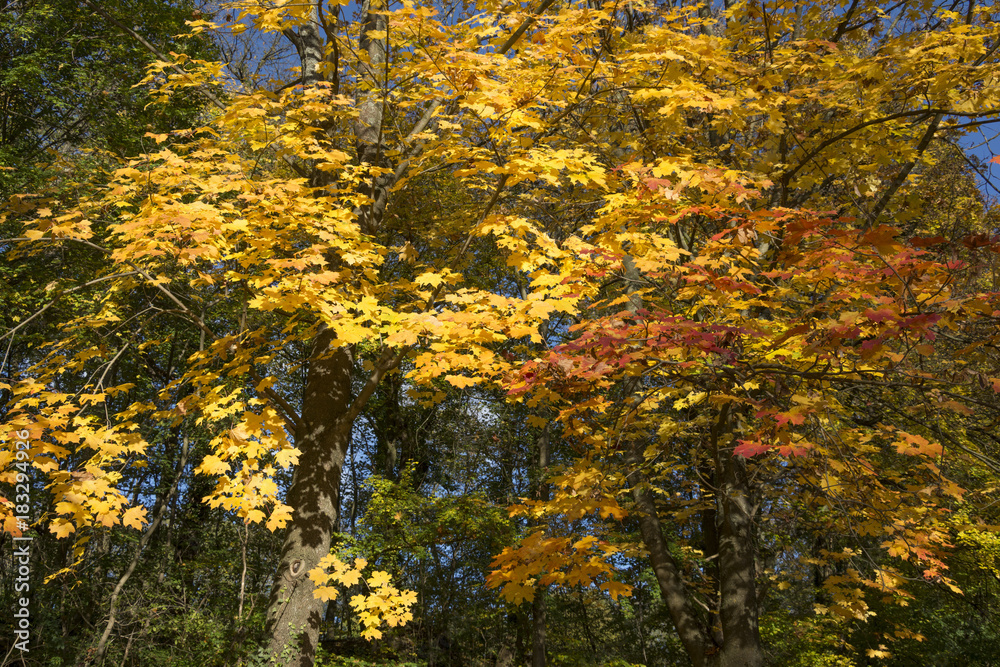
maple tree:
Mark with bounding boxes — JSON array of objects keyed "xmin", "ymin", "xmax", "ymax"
[
  {"xmin": 2, "ymin": 0, "xmax": 1000, "ymax": 665},
  {"xmin": 482, "ymin": 2, "xmax": 1000, "ymax": 666}
]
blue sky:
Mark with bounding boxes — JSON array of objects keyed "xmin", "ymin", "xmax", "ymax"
[{"xmin": 962, "ymin": 128, "xmax": 1000, "ymax": 203}]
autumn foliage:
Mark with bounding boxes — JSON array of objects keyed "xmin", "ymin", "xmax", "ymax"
[{"xmin": 3, "ymin": 0, "xmax": 1000, "ymax": 665}]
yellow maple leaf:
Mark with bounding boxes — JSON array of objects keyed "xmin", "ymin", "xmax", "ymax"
[
  {"xmin": 444, "ymin": 374, "xmax": 479, "ymax": 389},
  {"xmin": 600, "ymin": 580, "xmax": 632, "ymax": 600},
  {"xmin": 415, "ymin": 272, "xmax": 444, "ymax": 287},
  {"xmin": 502, "ymin": 581, "xmax": 535, "ymax": 605},
  {"xmin": 274, "ymin": 447, "xmax": 301, "ymax": 468},
  {"xmin": 196, "ymin": 455, "xmax": 230, "ymax": 476},
  {"xmin": 266, "ymin": 504, "xmax": 293, "ymax": 531},
  {"xmin": 50, "ymin": 519, "xmax": 75, "ymax": 539},
  {"xmin": 243, "ymin": 508, "xmax": 265, "ymax": 524},
  {"xmin": 334, "ymin": 566, "xmax": 362, "ymax": 588},
  {"xmin": 367, "ymin": 570, "xmax": 392, "ymax": 589},
  {"xmin": 312, "ymin": 585, "xmax": 339, "ymax": 601},
  {"xmin": 386, "ymin": 328, "xmax": 420, "ymax": 346}
]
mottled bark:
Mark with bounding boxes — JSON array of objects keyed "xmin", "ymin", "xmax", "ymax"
[
  {"xmin": 264, "ymin": 330, "xmax": 352, "ymax": 666},
  {"xmin": 263, "ymin": 5, "xmax": 365, "ymax": 662},
  {"xmin": 355, "ymin": 0, "xmax": 391, "ymax": 235},
  {"xmin": 281, "ymin": 2, "xmax": 324, "ymax": 87}
]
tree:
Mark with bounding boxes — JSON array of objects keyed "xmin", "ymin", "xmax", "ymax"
[
  {"xmin": 483, "ymin": 3, "xmax": 1000, "ymax": 667},
  {"xmin": 3, "ymin": 0, "xmax": 1000, "ymax": 666},
  {"xmin": 0, "ymin": 0, "xmax": 213, "ymax": 197}
]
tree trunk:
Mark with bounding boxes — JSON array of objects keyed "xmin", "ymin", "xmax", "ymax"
[
  {"xmin": 532, "ymin": 427, "xmax": 550, "ymax": 667},
  {"xmin": 528, "ymin": 558, "xmax": 549, "ymax": 667},
  {"xmin": 699, "ymin": 462, "xmax": 724, "ymax": 648},
  {"xmin": 264, "ymin": 2, "xmax": 386, "ymax": 661},
  {"xmin": 355, "ymin": 0, "xmax": 391, "ymax": 235},
  {"xmin": 627, "ymin": 448, "xmax": 713, "ymax": 667},
  {"xmin": 264, "ymin": 330, "xmax": 352, "ymax": 666},
  {"xmin": 621, "ymin": 256, "xmax": 715, "ymax": 666},
  {"xmin": 713, "ymin": 408, "xmax": 763, "ymax": 667}
]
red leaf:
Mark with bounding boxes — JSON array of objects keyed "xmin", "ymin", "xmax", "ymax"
[
  {"xmin": 961, "ymin": 233, "xmax": 995, "ymax": 249},
  {"xmin": 777, "ymin": 443, "xmax": 811, "ymax": 457},
  {"xmin": 735, "ymin": 439, "xmax": 771, "ymax": 457},
  {"xmin": 864, "ymin": 307, "xmax": 895, "ymax": 323},
  {"xmin": 909, "ymin": 235, "xmax": 947, "ymax": 247}
]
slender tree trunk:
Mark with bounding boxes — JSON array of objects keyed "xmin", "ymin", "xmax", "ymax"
[
  {"xmin": 532, "ymin": 427, "xmax": 550, "ymax": 667},
  {"xmin": 622, "ymin": 236, "xmax": 763, "ymax": 666},
  {"xmin": 621, "ymin": 254, "xmax": 715, "ymax": 666},
  {"xmin": 576, "ymin": 588, "xmax": 599, "ymax": 661},
  {"xmin": 531, "ymin": 580, "xmax": 547, "ymax": 667},
  {"xmin": 238, "ymin": 521, "xmax": 250, "ymax": 620},
  {"xmin": 699, "ymin": 462, "xmax": 725, "ymax": 648},
  {"xmin": 635, "ymin": 586, "xmax": 649, "ymax": 666},
  {"xmin": 260, "ymin": 3, "xmax": 552, "ymax": 663},
  {"xmin": 94, "ymin": 435, "xmax": 190, "ymax": 664},
  {"xmin": 627, "ymin": 451, "xmax": 713, "ymax": 667},
  {"xmin": 264, "ymin": 330, "xmax": 352, "ymax": 666}
]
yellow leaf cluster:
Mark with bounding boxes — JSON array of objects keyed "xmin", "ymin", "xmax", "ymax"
[{"xmin": 309, "ymin": 555, "xmax": 417, "ymax": 640}]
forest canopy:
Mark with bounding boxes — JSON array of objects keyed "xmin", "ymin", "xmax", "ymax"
[{"xmin": 2, "ymin": 0, "xmax": 1000, "ymax": 666}]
